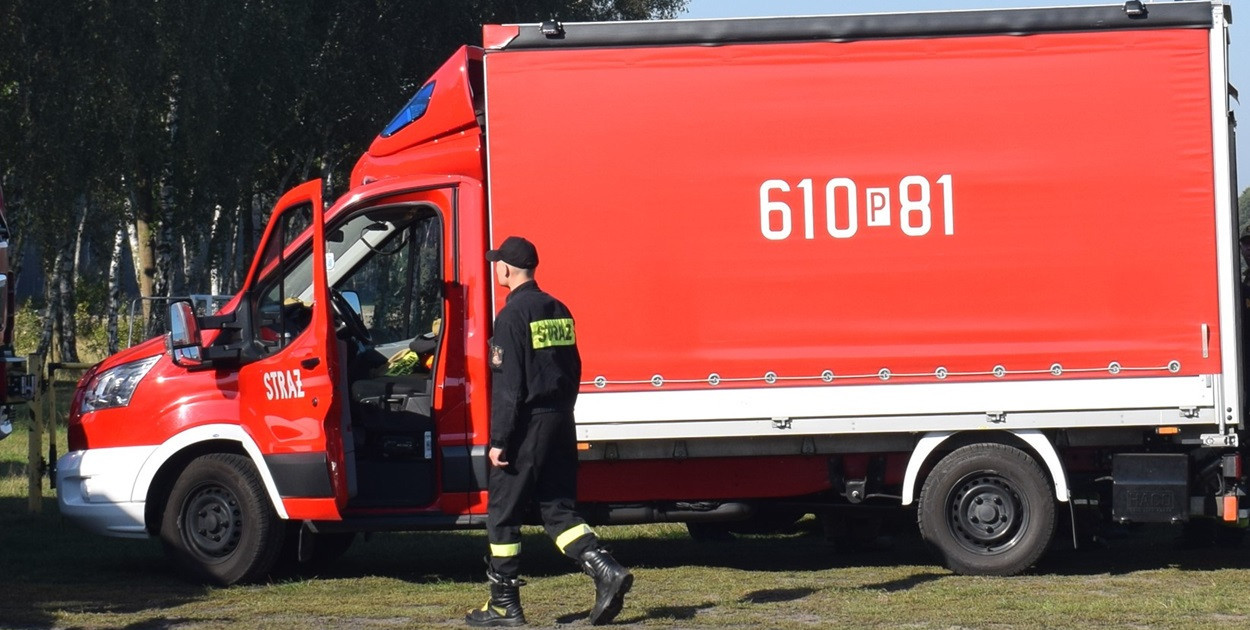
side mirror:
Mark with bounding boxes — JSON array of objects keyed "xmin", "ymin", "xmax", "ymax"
[
  {"xmin": 340, "ymin": 290, "xmax": 363, "ymax": 316},
  {"xmin": 166, "ymin": 301, "xmax": 203, "ymax": 367}
]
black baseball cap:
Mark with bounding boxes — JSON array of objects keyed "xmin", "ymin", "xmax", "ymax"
[{"xmin": 486, "ymin": 236, "xmax": 539, "ymax": 269}]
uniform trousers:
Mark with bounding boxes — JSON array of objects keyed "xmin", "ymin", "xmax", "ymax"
[{"xmin": 487, "ymin": 410, "xmax": 597, "ymax": 577}]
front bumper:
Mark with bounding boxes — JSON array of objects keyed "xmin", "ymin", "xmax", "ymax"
[{"xmin": 57, "ymin": 447, "xmax": 157, "ymax": 538}]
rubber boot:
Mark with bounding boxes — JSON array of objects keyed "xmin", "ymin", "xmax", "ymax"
[
  {"xmin": 579, "ymin": 547, "xmax": 633, "ymax": 625},
  {"xmin": 465, "ymin": 570, "xmax": 526, "ymax": 627}
]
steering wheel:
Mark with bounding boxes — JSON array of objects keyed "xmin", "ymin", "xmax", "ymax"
[{"xmin": 330, "ymin": 289, "xmax": 372, "ymax": 344}]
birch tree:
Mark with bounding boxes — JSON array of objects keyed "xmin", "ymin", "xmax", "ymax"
[{"xmin": 1, "ymin": 0, "xmax": 688, "ymax": 356}]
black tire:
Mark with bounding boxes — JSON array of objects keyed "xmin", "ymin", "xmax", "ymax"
[
  {"xmin": 917, "ymin": 443, "xmax": 1055, "ymax": 576},
  {"xmin": 160, "ymin": 453, "xmax": 285, "ymax": 586}
]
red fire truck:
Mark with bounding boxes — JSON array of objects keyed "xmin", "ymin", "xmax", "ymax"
[{"xmin": 58, "ymin": 1, "xmax": 1243, "ymax": 585}]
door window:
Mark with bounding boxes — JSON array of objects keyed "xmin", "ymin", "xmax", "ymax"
[
  {"xmin": 329, "ymin": 205, "xmax": 444, "ymax": 348},
  {"xmin": 253, "ymin": 202, "xmax": 317, "ymax": 354}
]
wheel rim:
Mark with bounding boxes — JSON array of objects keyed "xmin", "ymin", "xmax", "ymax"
[
  {"xmin": 946, "ymin": 473, "xmax": 1029, "ymax": 556},
  {"xmin": 180, "ymin": 483, "xmax": 243, "ymax": 560}
]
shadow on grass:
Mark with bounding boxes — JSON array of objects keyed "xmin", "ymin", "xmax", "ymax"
[
  {"xmin": 1034, "ymin": 522, "xmax": 1250, "ymax": 577},
  {"xmin": 302, "ymin": 509, "xmax": 1250, "ymax": 587},
  {"xmin": 327, "ymin": 521, "xmax": 923, "ymax": 585},
  {"xmin": 614, "ymin": 602, "xmax": 718, "ymax": 624},
  {"xmin": 300, "ymin": 512, "xmax": 936, "ymax": 594},
  {"xmin": 0, "ymin": 460, "xmax": 30, "ymax": 477},
  {"xmin": 8, "ymin": 490, "xmax": 1250, "ymax": 629},
  {"xmin": 553, "ymin": 601, "xmax": 719, "ymax": 625},
  {"xmin": 0, "ymin": 497, "xmax": 209, "ymax": 629},
  {"xmin": 859, "ymin": 572, "xmax": 947, "ymax": 593},
  {"xmin": 739, "ymin": 587, "xmax": 818, "ymax": 603}
]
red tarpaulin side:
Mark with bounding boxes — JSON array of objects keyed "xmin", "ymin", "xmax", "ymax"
[{"xmin": 484, "ymin": 28, "xmax": 1216, "ymax": 390}]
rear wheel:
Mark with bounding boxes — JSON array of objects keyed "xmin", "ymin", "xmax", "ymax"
[
  {"xmin": 160, "ymin": 453, "xmax": 285, "ymax": 585},
  {"xmin": 918, "ymin": 443, "xmax": 1055, "ymax": 576}
]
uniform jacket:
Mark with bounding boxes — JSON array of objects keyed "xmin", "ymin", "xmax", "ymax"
[{"xmin": 488, "ymin": 281, "xmax": 582, "ymax": 449}]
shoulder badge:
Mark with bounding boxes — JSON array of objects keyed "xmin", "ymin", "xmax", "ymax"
[
  {"xmin": 489, "ymin": 342, "xmax": 504, "ymax": 370},
  {"xmin": 530, "ymin": 318, "xmax": 576, "ymax": 349}
]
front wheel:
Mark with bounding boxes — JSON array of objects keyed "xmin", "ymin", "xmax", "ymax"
[
  {"xmin": 160, "ymin": 453, "xmax": 285, "ymax": 585},
  {"xmin": 918, "ymin": 443, "xmax": 1055, "ymax": 576}
]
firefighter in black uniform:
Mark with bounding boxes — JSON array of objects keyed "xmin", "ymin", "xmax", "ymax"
[{"xmin": 466, "ymin": 236, "xmax": 633, "ymax": 627}]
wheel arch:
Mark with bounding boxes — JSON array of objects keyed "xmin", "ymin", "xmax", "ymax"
[
  {"xmin": 901, "ymin": 429, "xmax": 1069, "ymax": 506},
  {"xmin": 138, "ymin": 424, "xmax": 290, "ymax": 534}
]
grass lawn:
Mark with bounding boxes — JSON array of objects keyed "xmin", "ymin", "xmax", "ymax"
[{"xmin": 4, "ymin": 429, "xmax": 1250, "ymax": 629}]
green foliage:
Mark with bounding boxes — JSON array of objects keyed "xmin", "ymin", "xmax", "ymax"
[
  {"xmin": 74, "ymin": 301, "xmax": 136, "ymax": 363},
  {"xmin": 12, "ymin": 304, "xmax": 40, "ymax": 359},
  {"xmin": 13, "ymin": 300, "xmax": 137, "ymax": 365},
  {"xmin": 1240, "ymin": 186, "xmax": 1250, "ymax": 234},
  {"xmin": 0, "ymin": 0, "xmax": 688, "ymax": 333}
]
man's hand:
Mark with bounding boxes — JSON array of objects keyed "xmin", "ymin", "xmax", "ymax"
[{"xmin": 489, "ymin": 447, "xmax": 509, "ymax": 468}]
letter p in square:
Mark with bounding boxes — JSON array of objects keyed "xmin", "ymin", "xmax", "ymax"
[{"xmin": 867, "ymin": 188, "xmax": 891, "ymax": 226}]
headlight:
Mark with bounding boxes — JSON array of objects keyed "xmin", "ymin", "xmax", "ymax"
[{"xmin": 80, "ymin": 355, "xmax": 160, "ymax": 413}]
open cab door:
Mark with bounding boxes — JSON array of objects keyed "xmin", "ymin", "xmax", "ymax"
[
  {"xmin": 158, "ymin": 179, "xmax": 350, "ymax": 584},
  {"xmin": 176, "ymin": 176, "xmax": 482, "ymax": 528},
  {"xmin": 231, "ymin": 179, "xmax": 350, "ymax": 521}
]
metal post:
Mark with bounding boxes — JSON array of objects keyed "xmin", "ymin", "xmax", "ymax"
[
  {"xmin": 47, "ymin": 363, "xmax": 58, "ymax": 490},
  {"xmin": 26, "ymin": 353, "xmax": 44, "ymax": 513},
  {"xmin": 43, "ymin": 362, "xmax": 91, "ymax": 490}
]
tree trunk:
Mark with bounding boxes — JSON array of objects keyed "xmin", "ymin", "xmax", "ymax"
[
  {"xmin": 106, "ymin": 225, "xmax": 125, "ymax": 354},
  {"xmin": 130, "ymin": 182, "xmax": 157, "ymax": 323},
  {"xmin": 231, "ymin": 184, "xmax": 252, "ymax": 294},
  {"xmin": 186, "ymin": 202, "xmax": 224, "ymax": 297},
  {"xmin": 207, "ymin": 203, "xmax": 224, "ymax": 298},
  {"xmin": 56, "ymin": 235, "xmax": 78, "ymax": 362},
  {"xmin": 235, "ymin": 191, "xmax": 262, "ymax": 291},
  {"xmin": 148, "ymin": 72, "xmax": 180, "ymax": 336},
  {"xmin": 72, "ymin": 194, "xmax": 88, "ymax": 287},
  {"xmin": 36, "ymin": 253, "xmax": 59, "ymax": 362},
  {"xmin": 150, "ymin": 197, "xmax": 173, "ymax": 336},
  {"xmin": 5, "ymin": 188, "xmax": 26, "ymax": 296},
  {"xmin": 57, "ymin": 194, "xmax": 89, "ymax": 362},
  {"xmin": 178, "ymin": 233, "xmax": 189, "ymax": 296}
]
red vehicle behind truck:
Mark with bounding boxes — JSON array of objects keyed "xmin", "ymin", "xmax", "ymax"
[
  {"xmin": 58, "ymin": 1, "xmax": 1243, "ymax": 584},
  {"xmin": 0, "ymin": 184, "xmax": 30, "ymax": 442}
]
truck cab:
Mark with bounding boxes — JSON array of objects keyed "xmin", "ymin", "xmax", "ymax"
[{"xmin": 58, "ymin": 48, "xmax": 493, "ymax": 584}]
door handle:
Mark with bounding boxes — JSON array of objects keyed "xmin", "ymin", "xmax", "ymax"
[{"xmin": 301, "ymin": 357, "xmax": 321, "ymax": 369}]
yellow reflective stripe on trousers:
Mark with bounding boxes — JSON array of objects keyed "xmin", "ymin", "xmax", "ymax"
[
  {"xmin": 530, "ymin": 318, "xmax": 576, "ymax": 349},
  {"xmin": 555, "ymin": 523, "xmax": 594, "ymax": 553},
  {"xmin": 490, "ymin": 542, "xmax": 521, "ymax": 557}
]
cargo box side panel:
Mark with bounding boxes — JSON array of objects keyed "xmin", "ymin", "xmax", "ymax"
[{"xmin": 484, "ymin": 29, "xmax": 1217, "ymax": 397}]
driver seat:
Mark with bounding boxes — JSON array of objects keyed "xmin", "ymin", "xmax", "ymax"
[
  {"xmin": 349, "ymin": 332, "xmax": 437, "ymax": 413},
  {"xmin": 350, "ymin": 376, "xmax": 430, "ymax": 414}
]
